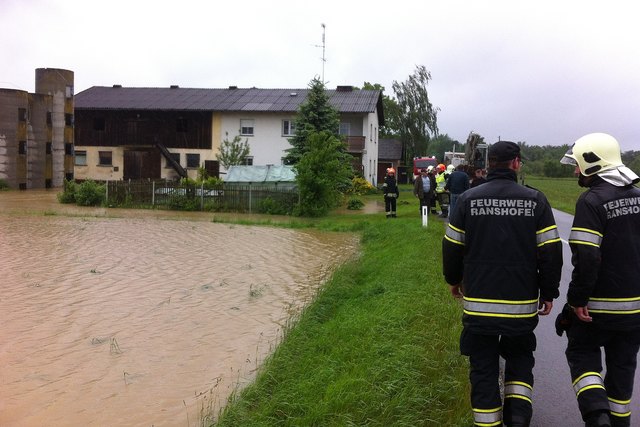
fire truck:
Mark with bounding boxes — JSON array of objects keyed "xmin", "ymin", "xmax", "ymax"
[{"xmin": 412, "ymin": 156, "xmax": 439, "ymax": 181}]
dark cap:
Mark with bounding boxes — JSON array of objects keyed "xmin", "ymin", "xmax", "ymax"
[{"xmin": 488, "ymin": 141, "xmax": 520, "ymax": 162}]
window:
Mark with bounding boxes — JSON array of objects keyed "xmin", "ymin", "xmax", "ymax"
[
  {"xmin": 243, "ymin": 156, "xmax": 254, "ymax": 166},
  {"xmin": 18, "ymin": 108, "xmax": 27, "ymax": 122},
  {"xmin": 93, "ymin": 117, "xmax": 105, "ymax": 131},
  {"xmin": 282, "ymin": 120, "xmax": 295, "ymax": 136},
  {"xmin": 18, "ymin": 141, "xmax": 27, "ymax": 155},
  {"xmin": 339, "ymin": 122, "xmax": 351, "ymax": 136},
  {"xmin": 240, "ymin": 119, "xmax": 254, "ymax": 136},
  {"xmin": 75, "ymin": 150, "xmax": 87, "ymax": 166},
  {"xmin": 186, "ymin": 153, "xmax": 200, "ymax": 168},
  {"xmin": 176, "ymin": 118, "xmax": 188, "ymax": 132},
  {"xmin": 166, "ymin": 153, "xmax": 180, "ymax": 167},
  {"xmin": 65, "ymin": 113, "xmax": 74, "ymax": 126},
  {"xmin": 98, "ymin": 151, "xmax": 112, "ymax": 166}
]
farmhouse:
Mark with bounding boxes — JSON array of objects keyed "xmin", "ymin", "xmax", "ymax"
[{"xmin": 74, "ymin": 85, "xmax": 384, "ymax": 185}]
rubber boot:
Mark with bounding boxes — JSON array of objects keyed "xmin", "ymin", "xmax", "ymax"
[{"xmin": 585, "ymin": 411, "xmax": 612, "ymax": 427}]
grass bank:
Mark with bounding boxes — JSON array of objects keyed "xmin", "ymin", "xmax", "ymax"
[
  {"xmin": 211, "ymin": 188, "xmax": 472, "ymax": 426},
  {"xmin": 209, "ymin": 178, "xmax": 581, "ymax": 426}
]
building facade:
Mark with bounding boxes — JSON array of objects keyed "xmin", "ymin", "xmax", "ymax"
[
  {"xmin": 0, "ymin": 68, "xmax": 75, "ymax": 189},
  {"xmin": 73, "ymin": 85, "xmax": 383, "ymax": 185}
]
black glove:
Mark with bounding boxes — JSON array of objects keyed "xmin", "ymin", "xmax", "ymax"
[{"xmin": 555, "ymin": 303, "xmax": 573, "ymax": 337}]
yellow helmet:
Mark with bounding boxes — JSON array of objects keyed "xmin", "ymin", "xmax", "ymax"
[{"xmin": 561, "ymin": 133, "xmax": 623, "ymax": 176}]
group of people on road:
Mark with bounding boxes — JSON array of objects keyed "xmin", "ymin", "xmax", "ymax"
[
  {"xmin": 442, "ymin": 134, "xmax": 640, "ymax": 427},
  {"xmin": 412, "ymin": 162, "xmax": 485, "ymax": 219}
]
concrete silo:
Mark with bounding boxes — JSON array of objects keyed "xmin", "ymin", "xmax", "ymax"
[
  {"xmin": 35, "ymin": 68, "xmax": 75, "ymax": 188},
  {"xmin": 0, "ymin": 68, "xmax": 74, "ymax": 189}
]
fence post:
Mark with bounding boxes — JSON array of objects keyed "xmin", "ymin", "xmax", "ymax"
[
  {"xmin": 422, "ymin": 206, "xmax": 429, "ymax": 227},
  {"xmin": 200, "ymin": 182, "xmax": 204, "ymax": 210},
  {"xmin": 249, "ymin": 185, "xmax": 252, "ymax": 214},
  {"xmin": 152, "ymin": 181, "xmax": 155, "ymax": 207}
]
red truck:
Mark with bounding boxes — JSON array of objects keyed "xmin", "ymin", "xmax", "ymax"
[{"xmin": 412, "ymin": 156, "xmax": 439, "ymax": 181}]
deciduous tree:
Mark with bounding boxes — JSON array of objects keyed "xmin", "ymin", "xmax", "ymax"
[
  {"xmin": 216, "ymin": 132, "xmax": 250, "ymax": 169},
  {"xmin": 391, "ymin": 65, "xmax": 440, "ymax": 161}
]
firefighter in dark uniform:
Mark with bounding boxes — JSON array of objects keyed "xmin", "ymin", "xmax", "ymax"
[
  {"xmin": 383, "ymin": 167, "xmax": 399, "ymax": 218},
  {"xmin": 558, "ymin": 133, "xmax": 640, "ymax": 427},
  {"xmin": 442, "ymin": 140, "xmax": 563, "ymax": 427}
]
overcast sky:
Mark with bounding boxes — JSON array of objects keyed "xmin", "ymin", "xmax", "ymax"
[{"xmin": 2, "ymin": 0, "xmax": 640, "ymax": 151}]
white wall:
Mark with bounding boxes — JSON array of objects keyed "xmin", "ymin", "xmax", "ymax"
[{"xmin": 218, "ymin": 112, "xmax": 294, "ymax": 171}]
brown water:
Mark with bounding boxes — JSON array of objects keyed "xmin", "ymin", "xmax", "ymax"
[{"xmin": 0, "ymin": 191, "xmax": 358, "ymax": 426}]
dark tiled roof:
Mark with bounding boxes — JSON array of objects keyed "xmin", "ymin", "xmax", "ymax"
[
  {"xmin": 74, "ymin": 86, "xmax": 382, "ymax": 115},
  {"xmin": 379, "ymin": 138, "xmax": 403, "ymax": 160}
]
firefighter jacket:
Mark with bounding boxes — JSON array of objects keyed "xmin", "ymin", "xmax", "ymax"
[
  {"xmin": 442, "ymin": 169, "xmax": 563, "ymax": 335},
  {"xmin": 383, "ymin": 175, "xmax": 399, "ymax": 199},
  {"xmin": 567, "ymin": 176, "xmax": 640, "ymax": 330}
]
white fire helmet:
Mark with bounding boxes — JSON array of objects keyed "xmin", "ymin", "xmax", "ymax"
[
  {"xmin": 446, "ymin": 164, "xmax": 455, "ymax": 173},
  {"xmin": 561, "ymin": 133, "xmax": 639, "ymax": 185},
  {"xmin": 426, "ymin": 165, "xmax": 434, "ymax": 173}
]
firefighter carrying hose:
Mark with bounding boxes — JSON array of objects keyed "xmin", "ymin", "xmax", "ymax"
[
  {"xmin": 442, "ymin": 141, "xmax": 563, "ymax": 427},
  {"xmin": 557, "ymin": 133, "xmax": 640, "ymax": 427},
  {"xmin": 383, "ymin": 167, "xmax": 399, "ymax": 218}
]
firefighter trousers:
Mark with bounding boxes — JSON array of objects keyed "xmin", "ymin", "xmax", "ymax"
[
  {"xmin": 384, "ymin": 196, "xmax": 397, "ymax": 217},
  {"xmin": 565, "ymin": 321, "xmax": 640, "ymax": 427},
  {"xmin": 461, "ymin": 329, "xmax": 536, "ymax": 426}
]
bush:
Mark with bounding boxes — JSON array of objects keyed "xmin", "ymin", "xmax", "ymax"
[
  {"xmin": 258, "ymin": 196, "xmax": 293, "ymax": 215},
  {"xmin": 168, "ymin": 195, "xmax": 201, "ymax": 211},
  {"xmin": 75, "ymin": 180, "xmax": 106, "ymax": 206},
  {"xmin": 346, "ymin": 198, "xmax": 364, "ymax": 210},
  {"xmin": 349, "ymin": 176, "xmax": 377, "ymax": 196},
  {"xmin": 57, "ymin": 179, "xmax": 77, "ymax": 204}
]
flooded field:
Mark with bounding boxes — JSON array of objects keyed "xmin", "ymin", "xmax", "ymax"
[{"xmin": 0, "ymin": 190, "xmax": 358, "ymax": 426}]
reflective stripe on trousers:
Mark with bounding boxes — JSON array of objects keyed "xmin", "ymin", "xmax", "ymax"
[
  {"xmin": 573, "ymin": 372, "xmax": 605, "ymax": 396},
  {"xmin": 504, "ymin": 381, "xmax": 533, "ymax": 404},
  {"xmin": 472, "ymin": 406, "xmax": 502, "ymax": 426},
  {"xmin": 609, "ymin": 396, "xmax": 632, "ymax": 418}
]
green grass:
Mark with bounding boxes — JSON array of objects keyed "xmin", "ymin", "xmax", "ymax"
[
  {"xmin": 523, "ymin": 176, "xmax": 584, "ymax": 215},
  {"xmin": 209, "ymin": 178, "xmax": 581, "ymax": 426},
  {"xmin": 211, "ymin": 188, "xmax": 472, "ymax": 426}
]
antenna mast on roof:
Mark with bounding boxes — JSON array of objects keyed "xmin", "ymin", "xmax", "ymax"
[{"xmin": 317, "ymin": 23, "xmax": 326, "ymax": 84}]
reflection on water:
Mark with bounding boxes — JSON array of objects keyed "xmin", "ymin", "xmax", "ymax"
[{"xmin": 0, "ymin": 191, "xmax": 358, "ymax": 426}]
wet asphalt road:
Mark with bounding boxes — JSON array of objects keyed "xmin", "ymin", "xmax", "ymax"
[{"xmin": 530, "ymin": 209, "xmax": 640, "ymax": 426}]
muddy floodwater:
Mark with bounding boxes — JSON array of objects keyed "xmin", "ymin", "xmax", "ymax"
[{"xmin": 0, "ymin": 191, "xmax": 359, "ymax": 427}]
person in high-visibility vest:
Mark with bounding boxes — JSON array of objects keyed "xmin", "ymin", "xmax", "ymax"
[
  {"xmin": 442, "ymin": 141, "xmax": 563, "ymax": 427},
  {"xmin": 435, "ymin": 163, "xmax": 449, "ymax": 217},
  {"xmin": 557, "ymin": 133, "xmax": 640, "ymax": 427}
]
